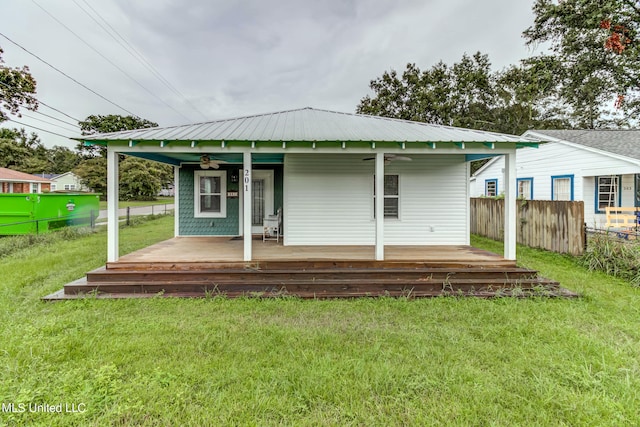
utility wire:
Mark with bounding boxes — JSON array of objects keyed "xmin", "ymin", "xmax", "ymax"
[
  {"xmin": 5, "ymin": 118, "xmax": 72, "ymax": 139},
  {"xmin": 31, "ymin": 0, "xmax": 193, "ymax": 122},
  {"xmin": 74, "ymin": 0, "xmax": 209, "ymax": 120},
  {"xmin": 20, "ymin": 112, "xmax": 79, "ymax": 133},
  {"xmin": 28, "ymin": 110, "xmax": 80, "ymax": 129},
  {"xmin": 0, "ymin": 31, "xmax": 141, "ymax": 117},
  {"xmin": 1, "ymin": 71, "xmax": 83, "ymax": 124}
]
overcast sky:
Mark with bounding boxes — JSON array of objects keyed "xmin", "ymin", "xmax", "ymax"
[{"xmin": 1, "ymin": 0, "xmax": 540, "ymax": 148}]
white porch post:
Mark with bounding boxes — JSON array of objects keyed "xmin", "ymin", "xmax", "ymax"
[
  {"xmin": 106, "ymin": 147, "xmax": 119, "ymax": 262},
  {"xmin": 173, "ymin": 165, "xmax": 180, "ymax": 237},
  {"xmin": 375, "ymin": 152, "xmax": 385, "ymax": 260},
  {"xmin": 504, "ymin": 150, "xmax": 517, "ymax": 260},
  {"xmin": 243, "ymin": 152, "xmax": 252, "ymax": 261}
]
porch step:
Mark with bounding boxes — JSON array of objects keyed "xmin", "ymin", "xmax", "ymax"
[
  {"xmin": 85, "ymin": 267, "xmax": 541, "ymax": 284},
  {"xmin": 105, "ymin": 259, "xmax": 518, "ymax": 271},
  {"xmin": 67, "ymin": 274, "xmax": 560, "ymax": 297}
]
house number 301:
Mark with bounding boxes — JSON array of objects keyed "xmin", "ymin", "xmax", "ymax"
[{"xmin": 244, "ymin": 169, "xmax": 250, "ymax": 191}]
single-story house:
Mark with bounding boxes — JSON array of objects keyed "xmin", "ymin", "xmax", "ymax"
[
  {"xmin": 470, "ymin": 129, "xmax": 640, "ymax": 227},
  {"xmin": 49, "ymin": 172, "xmax": 87, "ymax": 192},
  {"xmin": 0, "ymin": 167, "xmax": 51, "ymax": 193},
  {"xmin": 55, "ymin": 108, "xmax": 570, "ymax": 299}
]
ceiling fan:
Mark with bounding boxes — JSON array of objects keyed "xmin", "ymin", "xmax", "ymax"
[
  {"xmin": 363, "ymin": 154, "xmax": 412, "ymax": 165},
  {"xmin": 200, "ymin": 154, "xmax": 227, "ymax": 169}
]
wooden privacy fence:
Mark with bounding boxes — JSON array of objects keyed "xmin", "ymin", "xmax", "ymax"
[{"xmin": 470, "ymin": 198, "xmax": 585, "ymax": 256}]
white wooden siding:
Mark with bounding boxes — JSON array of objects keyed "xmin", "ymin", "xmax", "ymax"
[
  {"xmin": 471, "ymin": 142, "xmax": 640, "ymax": 227},
  {"xmin": 284, "ymin": 154, "xmax": 468, "ymax": 245}
]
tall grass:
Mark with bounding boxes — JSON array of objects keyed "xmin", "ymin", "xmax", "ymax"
[{"xmin": 580, "ymin": 233, "xmax": 640, "ymax": 286}]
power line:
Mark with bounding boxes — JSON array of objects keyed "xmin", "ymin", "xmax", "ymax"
[
  {"xmin": 37, "ymin": 100, "xmax": 81, "ymax": 123},
  {"xmin": 20, "ymin": 112, "xmax": 79, "ymax": 133},
  {"xmin": 0, "ymin": 80, "xmax": 84, "ymax": 123},
  {"xmin": 0, "ymin": 31, "xmax": 141, "ymax": 117},
  {"xmin": 5, "ymin": 118, "xmax": 73, "ymax": 139},
  {"xmin": 74, "ymin": 0, "xmax": 209, "ymax": 120},
  {"xmin": 28, "ymin": 110, "xmax": 80, "ymax": 129},
  {"xmin": 1, "ymin": 73, "xmax": 85, "ymax": 126},
  {"xmin": 31, "ymin": 0, "xmax": 193, "ymax": 123}
]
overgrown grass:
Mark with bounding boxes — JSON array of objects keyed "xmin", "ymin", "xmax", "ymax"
[
  {"xmin": 580, "ymin": 233, "xmax": 640, "ymax": 286},
  {"xmin": 0, "ymin": 228, "xmax": 639, "ymax": 426}
]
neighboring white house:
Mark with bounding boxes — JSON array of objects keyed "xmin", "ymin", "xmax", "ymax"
[
  {"xmin": 49, "ymin": 172, "xmax": 87, "ymax": 192},
  {"xmin": 470, "ymin": 130, "xmax": 640, "ymax": 227}
]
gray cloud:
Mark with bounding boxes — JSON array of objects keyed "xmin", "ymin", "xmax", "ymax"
[{"xmin": 0, "ymin": 0, "xmax": 537, "ymax": 147}]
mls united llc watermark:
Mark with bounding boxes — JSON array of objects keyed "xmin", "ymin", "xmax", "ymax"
[{"xmin": 2, "ymin": 402, "xmax": 86, "ymax": 414}]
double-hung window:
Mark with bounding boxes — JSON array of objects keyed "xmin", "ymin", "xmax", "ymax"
[
  {"xmin": 194, "ymin": 170, "xmax": 226, "ymax": 218},
  {"xmin": 551, "ymin": 175, "xmax": 573, "ymax": 201},
  {"xmin": 373, "ymin": 174, "xmax": 399, "ymax": 219},
  {"xmin": 596, "ymin": 175, "xmax": 620, "ymax": 212},
  {"xmin": 517, "ymin": 178, "xmax": 533, "ymax": 200}
]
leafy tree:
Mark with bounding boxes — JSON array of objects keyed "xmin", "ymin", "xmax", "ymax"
[
  {"xmin": 524, "ymin": 0, "xmax": 640, "ymax": 128},
  {"xmin": 74, "ymin": 157, "xmax": 107, "ymax": 196},
  {"xmin": 0, "ymin": 128, "xmax": 49, "ymax": 174},
  {"xmin": 0, "ymin": 47, "xmax": 38, "ymax": 122},
  {"xmin": 48, "ymin": 145, "xmax": 81, "ymax": 173},
  {"xmin": 74, "ymin": 114, "xmax": 172, "ymax": 200},
  {"xmin": 119, "ymin": 157, "xmax": 163, "ymax": 201},
  {"xmin": 77, "ymin": 114, "xmax": 158, "ymax": 158},
  {"xmin": 357, "ymin": 52, "xmax": 568, "ymax": 136}
]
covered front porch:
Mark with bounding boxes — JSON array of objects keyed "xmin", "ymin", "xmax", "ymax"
[{"xmin": 113, "ymin": 236, "xmax": 516, "ymax": 265}]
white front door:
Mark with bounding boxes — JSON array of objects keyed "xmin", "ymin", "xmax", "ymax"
[{"xmin": 250, "ymin": 170, "xmax": 274, "ymax": 234}]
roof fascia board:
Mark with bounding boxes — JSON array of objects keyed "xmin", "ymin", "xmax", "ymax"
[{"xmin": 110, "ymin": 144, "xmax": 521, "ymax": 156}]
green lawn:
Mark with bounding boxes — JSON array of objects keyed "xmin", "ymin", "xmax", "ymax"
[
  {"xmin": 98, "ymin": 197, "xmax": 174, "ymax": 210},
  {"xmin": 1, "ymin": 220, "xmax": 639, "ymax": 426}
]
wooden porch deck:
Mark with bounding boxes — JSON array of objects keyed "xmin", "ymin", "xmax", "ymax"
[
  {"xmin": 47, "ymin": 237, "xmax": 576, "ymax": 300},
  {"xmin": 113, "ymin": 237, "xmax": 515, "ymax": 265}
]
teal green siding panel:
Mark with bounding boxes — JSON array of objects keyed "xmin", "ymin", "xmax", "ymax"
[
  {"xmin": 178, "ymin": 164, "xmax": 283, "ymax": 236},
  {"xmin": 179, "ymin": 165, "xmax": 240, "ymax": 236}
]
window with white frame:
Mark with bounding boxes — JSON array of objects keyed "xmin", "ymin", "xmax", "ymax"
[
  {"xmin": 552, "ymin": 175, "xmax": 573, "ymax": 201},
  {"xmin": 596, "ymin": 175, "xmax": 620, "ymax": 212},
  {"xmin": 50, "ymin": 184, "xmax": 57, "ymax": 191},
  {"xmin": 485, "ymin": 179, "xmax": 497, "ymax": 197},
  {"xmin": 194, "ymin": 170, "xmax": 226, "ymax": 218},
  {"xmin": 373, "ymin": 174, "xmax": 399, "ymax": 219},
  {"xmin": 31, "ymin": 183, "xmax": 38, "ymax": 193},
  {"xmin": 64, "ymin": 184, "xmax": 76, "ymax": 190},
  {"xmin": 517, "ymin": 178, "xmax": 533, "ymax": 200}
]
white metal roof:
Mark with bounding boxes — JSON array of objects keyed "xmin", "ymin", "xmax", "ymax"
[{"xmin": 79, "ymin": 107, "xmax": 536, "ymax": 144}]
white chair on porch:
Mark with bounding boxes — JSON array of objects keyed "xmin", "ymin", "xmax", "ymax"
[{"xmin": 263, "ymin": 207, "xmax": 282, "ymax": 242}]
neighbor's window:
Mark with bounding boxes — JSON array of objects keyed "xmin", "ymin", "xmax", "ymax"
[
  {"xmin": 635, "ymin": 174, "xmax": 640, "ymax": 207},
  {"xmin": 373, "ymin": 174, "xmax": 399, "ymax": 219},
  {"xmin": 551, "ymin": 175, "xmax": 573, "ymax": 201},
  {"xmin": 194, "ymin": 170, "xmax": 226, "ymax": 218},
  {"xmin": 31, "ymin": 183, "xmax": 38, "ymax": 193},
  {"xmin": 596, "ymin": 175, "xmax": 620, "ymax": 212},
  {"xmin": 50, "ymin": 184, "xmax": 57, "ymax": 191},
  {"xmin": 485, "ymin": 179, "xmax": 497, "ymax": 197},
  {"xmin": 64, "ymin": 184, "xmax": 76, "ymax": 190},
  {"xmin": 517, "ymin": 178, "xmax": 533, "ymax": 200}
]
